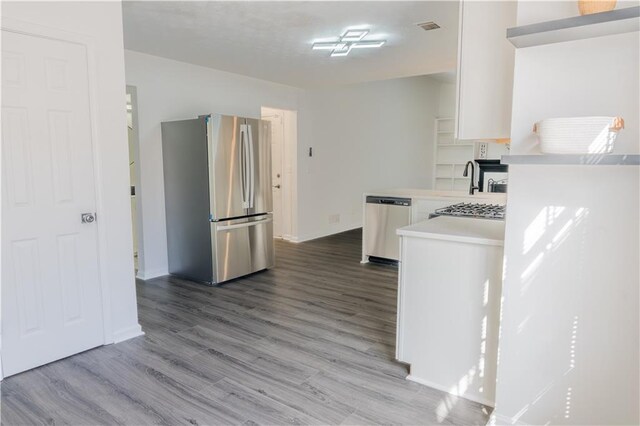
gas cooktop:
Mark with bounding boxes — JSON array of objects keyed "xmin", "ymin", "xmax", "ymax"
[{"xmin": 433, "ymin": 202, "xmax": 506, "ymax": 220}]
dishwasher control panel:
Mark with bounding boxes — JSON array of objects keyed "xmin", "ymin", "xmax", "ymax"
[{"xmin": 365, "ymin": 196, "xmax": 411, "ymax": 206}]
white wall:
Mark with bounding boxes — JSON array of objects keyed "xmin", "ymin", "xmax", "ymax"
[
  {"xmin": 2, "ymin": 1, "xmax": 142, "ymax": 343},
  {"xmin": 494, "ymin": 166, "xmax": 640, "ymax": 425},
  {"xmin": 125, "ymin": 50, "xmax": 446, "ymax": 271},
  {"xmin": 124, "ymin": 50, "xmax": 302, "ymax": 278},
  {"xmin": 438, "ymin": 82, "xmax": 457, "ymax": 117},
  {"xmin": 296, "ymin": 76, "xmax": 441, "ymax": 241},
  {"xmin": 493, "ymin": 2, "xmax": 640, "ymax": 424}
]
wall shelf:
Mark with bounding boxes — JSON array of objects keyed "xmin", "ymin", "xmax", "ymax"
[
  {"xmin": 501, "ymin": 154, "xmax": 640, "ymax": 165},
  {"xmin": 507, "ymin": 6, "xmax": 640, "ymax": 48},
  {"xmin": 434, "ymin": 118, "xmax": 475, "ymax": 191}
]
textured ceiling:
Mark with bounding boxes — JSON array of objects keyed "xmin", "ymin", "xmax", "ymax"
[{"xmin": 122, "ymin": 1, "xmax": 459, "ymax": 89}]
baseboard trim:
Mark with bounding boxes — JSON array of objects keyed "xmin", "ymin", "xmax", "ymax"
[
  {"xmin": 406, "ymin": 374, "xmax": 495, "ymax": 408},
  {"xmin": 136, "ymin": 267, "xmax": 168, "ymax": 280},
  {"xmin": 112, "ymin": 324, "xmax": 145, "ymax": 343},
  {"xmin": 291, "ymin": 223, "xmax": 361, "ymax": 243}
]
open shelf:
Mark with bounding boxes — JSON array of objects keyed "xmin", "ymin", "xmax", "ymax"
[
  {"xmin": 507, "ymin": 6, "xmax": 640, "ymax": 48},
  {"xmin": 433, "ymin": 118, "xmax": 475, "ymax": 191}
]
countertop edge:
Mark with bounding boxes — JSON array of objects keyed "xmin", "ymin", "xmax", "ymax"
[
  {"xmin": 397, "ymin": 229, "xmax": 505, "ymax": 247},
  {"xmin": 363, "ymin": 189, "xmax": 507, "ymax": 202}
]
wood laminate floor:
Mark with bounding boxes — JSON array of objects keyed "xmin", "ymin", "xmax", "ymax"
[{"xmin": 1, "ymin": 229, "xmax": 490, "ymax": 425}]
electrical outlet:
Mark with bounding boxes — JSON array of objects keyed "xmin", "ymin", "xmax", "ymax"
[
  {"xmin": 478, "ymin": 142, "xmax": 488, "ymax": 159},
  {"xmin": 328, "ymin": 214, "xmax": 340, "ymax": 224}
]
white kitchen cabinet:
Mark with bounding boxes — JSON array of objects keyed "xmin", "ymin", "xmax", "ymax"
[
  {"xmin": 396, "ymin": 217, "xmax": 505, "ymax": 406},
  {"xmin": 455, "ymin": 1, "xmax": 517, "ymax": 140}
]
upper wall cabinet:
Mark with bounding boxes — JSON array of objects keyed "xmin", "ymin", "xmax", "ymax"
[{"xmin": 455, "ymin": 1, "xmax": 518, "ymax": 140}]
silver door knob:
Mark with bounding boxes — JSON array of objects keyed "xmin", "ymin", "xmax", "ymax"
[
  {"xmin": 273, "ymin": 184, "xmax": 281, "ymax": 189},
  {"xmin": 81, "ymin": 213, "xmax": 96, "ymax": 223}
]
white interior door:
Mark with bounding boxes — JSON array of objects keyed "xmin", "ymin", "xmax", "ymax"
[
  {"xmin": 1, "ymin": 30, "xmax": 104, "ymax": 377},
  {"xmin": 265, "ymin": 114, "xmax": 284, "ymax": 238}
]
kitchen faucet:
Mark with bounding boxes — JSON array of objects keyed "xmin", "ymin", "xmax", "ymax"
[{"xmin": 462, "ymin": 161, "xmax": 479, "ymax": 195}]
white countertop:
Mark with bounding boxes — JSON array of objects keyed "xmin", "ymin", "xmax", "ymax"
[
  {"xmin": 397, "ymin": 216, "xmax": 506, "ymax": 246},
  {"xmin": 364, "ymin": 188, "xmax": 507, "ymax": 203}
]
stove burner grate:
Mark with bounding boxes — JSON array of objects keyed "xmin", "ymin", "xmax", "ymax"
[{"xmin": 433, "ymin": 203, "xmax": 506, "ymax": 220}]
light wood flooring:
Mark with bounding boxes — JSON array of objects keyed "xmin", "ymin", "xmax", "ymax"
[{"xmin": 1, "ymin": 229, "xmax": 490, "ymax": 425}]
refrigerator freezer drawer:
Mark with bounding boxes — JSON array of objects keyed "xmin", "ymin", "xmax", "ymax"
[{"xmin": 212, "ymin": 214, "xmax": 274, "ymax": 284}]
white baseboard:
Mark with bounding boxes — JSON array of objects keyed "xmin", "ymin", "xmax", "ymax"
[
  {"xmin": 112, "ymin": 324, "xmax": 145, "ymax": 343},
  {"xmin": 136, "ymin": 267, "xmax": 168, "ymax": 280},
  {"xmin": 406, "ymin": 374, "xmax": 495, "ymax": 408},
  {"xmin": 291, "ymin": 223, "xmax": 361, "ymax": 243}
]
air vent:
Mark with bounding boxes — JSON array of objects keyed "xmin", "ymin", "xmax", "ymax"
[{"xmin": 417, "ymin": 21, "xmax": 440, "ymax": 31}]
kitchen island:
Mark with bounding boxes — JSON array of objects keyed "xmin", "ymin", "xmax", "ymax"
[
  {"xmin": 361, "ymin": 189, "xmax": 505, "ymax": 263},
  {"xmin": 395, "ymin": 216, "xmax": 505, "ymax": 407}
]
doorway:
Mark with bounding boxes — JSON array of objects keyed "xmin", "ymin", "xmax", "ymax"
[
  {"xmin": 261, "ymin": 107, "xmax": 297, "ymax": 241},
  {"xmin": 126, "ymin": 86, "xmax": 144, "ymax": 277}
]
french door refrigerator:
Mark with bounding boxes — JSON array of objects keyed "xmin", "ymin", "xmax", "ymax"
[{"xmin": 161, "ymin": 114, "xmax": 274, "ymax": 285}]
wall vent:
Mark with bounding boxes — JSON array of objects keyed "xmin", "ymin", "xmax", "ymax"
[{"xmin": 417, "ymin": 21, "xmax": 440, "ymax": 31}]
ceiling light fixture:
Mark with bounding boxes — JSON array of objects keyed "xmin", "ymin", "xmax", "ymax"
[{"xmin": 312, "ymin": 28, "xmax": 386, "ymax": 57}]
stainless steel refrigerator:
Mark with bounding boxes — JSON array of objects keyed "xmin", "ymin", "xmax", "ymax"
[{"xmin": 161, "ymin": 114, "xmax": 274, "ymax": 285}]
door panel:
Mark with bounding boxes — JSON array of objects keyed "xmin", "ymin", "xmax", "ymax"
[
  {"xmin": 246, "ymin": 118, "xmax": 273, "ymax": 216},
  {"xmin": 208, "ymin": 114, "xmax": 246, "ymax": 220},
  {"xmin": 1, "ymin": 30, "xmax": 104, "ymax": 376},
  {"xmin": 212, "ymin": 214, "xmax": 274, "ymax": 283},
  {"xmin": 265, "ymin": 114, "xmax": 284, "ymax": 238}
]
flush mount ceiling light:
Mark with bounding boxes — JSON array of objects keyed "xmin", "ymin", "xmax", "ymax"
[{"xmin": 312, "ymin": 28, "xmax": 386, "ymax": 57}]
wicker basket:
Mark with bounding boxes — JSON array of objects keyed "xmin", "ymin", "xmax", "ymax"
[
  {"xmin": 578, "ymin": 0, "xmax": 617, "ymax": 15},
  {"xmin": 533, "ymin": 116, "xmax": 624, "ymax": 154}
]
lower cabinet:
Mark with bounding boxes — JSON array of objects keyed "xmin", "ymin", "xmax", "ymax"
[{"xmin": 396, "ymin": 221, "xmax": 504, "ymax": 407}]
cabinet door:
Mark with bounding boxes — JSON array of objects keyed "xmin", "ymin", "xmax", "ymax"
[{"xmin": 455, "ymin": 1, "xmax": 517, "ymax": 140}]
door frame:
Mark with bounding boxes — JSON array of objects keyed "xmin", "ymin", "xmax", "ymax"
[
  {"xmin": 0, "ymin": 17, "xmax": 114, "ymax": 378},
  {"xmin": 126, "ymin": 85, "xmax": 145, "ymax": 279},
  {"xmin": 260, "ymin": 107, "xmax": 298, "ymax": 241}
]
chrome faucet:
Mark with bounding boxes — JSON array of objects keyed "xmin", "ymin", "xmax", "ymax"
[{"xmin": 463, "ymin": 161, "xmax": 479, "ymax": 195}]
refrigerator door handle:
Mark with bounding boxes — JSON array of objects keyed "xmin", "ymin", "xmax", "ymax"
[
  {"xmin": 239, "ymin": 124, "xmax": 249, "ymax": 208},
  {"xmin": 216, "ymin": 216, "xmax": 272, "ymax": 231},
  {"xmin": 247, "ymin": 124, "xmax": 256, "ymax": 209}
]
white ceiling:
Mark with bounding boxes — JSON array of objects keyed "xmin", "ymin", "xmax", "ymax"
[{"xmin": 122, "ymin": 1, "xmax": 459, "ymax": 89}]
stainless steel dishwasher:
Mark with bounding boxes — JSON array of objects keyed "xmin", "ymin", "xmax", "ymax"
[{"xmin": 364, "ymin": 196, "xmax": 412, "ymax": 262}]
